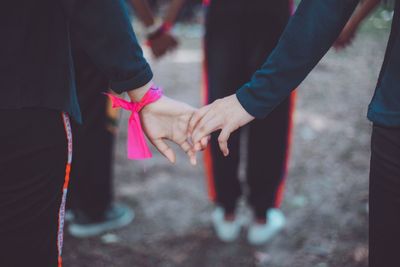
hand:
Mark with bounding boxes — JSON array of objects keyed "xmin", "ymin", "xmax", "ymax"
[
  {"xmin": 333, "ymin": 22, "xmax": 358, "ymax": 50},
  {"xmin": 140, "ymin": 95, "xmax": 197, "ymax": 165},
  {"xmin": 188, "ymin": 94, "xmax": 255, "ymax": 156},
  {"xmin": 147, "ymin": 31, "xmax": 179, "ymax": 58}
]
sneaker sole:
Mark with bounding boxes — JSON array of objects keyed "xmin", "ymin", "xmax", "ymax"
[
  {"xmin": 247, "ymin": 209, "xmax": 286, "ymax": 245},
  {"xmin": 68, "ymin": 209, "xmax": 135, "ymax": 238}
]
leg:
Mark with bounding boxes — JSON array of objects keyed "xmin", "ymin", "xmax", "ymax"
[
  {"xmin": 242, "ymin": 0, "xmax": 292, "ymax": 219},
  {"xmin": 369, "ymin": 125, "xmax": 400, "ymax": 267},
  {"xmin": 241, "ymin": 1, "xmax": 293, "ymax": 245},
  {"xmin": 203, "ymin": 0, "xmax": 247, "ymax": 214},
  {"xmin": 0, "ymin": 109, "xmax": 68, "ymax": 267},
  {"xmin": 247, "ymin": 97, "xmax": 293, "ymax": 218},
  {"xmin": 68, "ymin": 48, "xmax": 115, "ymax": 219},
  {"xmin": 67, "ymin": 47, "xmax": 133, "ymax": 238}
]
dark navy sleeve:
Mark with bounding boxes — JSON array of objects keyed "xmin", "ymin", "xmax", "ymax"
[
  {"xmin": 62, "ymin": 0, "xmax": 153, "ymax": 93},
  {"xmin": 236, "ymin": 0, "xmax": 359, "ymax": 118}
]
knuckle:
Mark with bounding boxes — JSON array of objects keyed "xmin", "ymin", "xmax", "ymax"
[
  {"xmin": 199, "ymin": 125, "xmax": 206, "ymax": 133},
  {"xmin": 190, "ymin": 117, "xmax": 197, "ymax": 126}
]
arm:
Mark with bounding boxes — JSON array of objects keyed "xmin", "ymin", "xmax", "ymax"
[
  {"xmin": 130, "ymin": 0, "xmax": 187, "ymax": 58},
  {"xmin": 147, "ymin": 0, "xmax": 187, "ymax": 58},
  {"xmin": 129, "ymin": 0, "xmax": 156, "ymax": 27},
  {"xmin": 126, "ymin": 0, "xmax": 186, "ymax": 27},
  {"xmin": 128, "ymin": 0, "xmax": 186, "ymax": 27},
  {"xmin": 163, "ymin": 0, "xmax": 187, "ymax": 25},
  {"xmin": 189, "ymin": 0, "xmax": 360, "ymax": 155},
  {"xmin": 235, "ymin": 0, "xmax": 359, "ymax": 118},
  {"xmin": 334, "ymin": 0, "xmax": 381, "ymax": 49},
  {"xmin": 346, "ymin": 0, "xmax": 381, "ymax": 29},
  {"xmin": 63, "ymin": 0, "xmax": 197, "ymax": 163},
  {"xmin": 63, "ymin": 0, "xmax": 152, "ymax": 93}
]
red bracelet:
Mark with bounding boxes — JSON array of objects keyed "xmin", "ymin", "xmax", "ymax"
[{"xmin": 161, "ymin": 22, "xmax": 172, "ymax": 33}]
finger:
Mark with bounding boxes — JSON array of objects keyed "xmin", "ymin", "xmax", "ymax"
[
  {"xmin": 188, "ymin": 105, "xmax": 212, "ymax": 135},
  {"xmin": 168, "ymin": 38, "xmax": 179, "ymax": 49},
  {"xmin": 180, "ymin": 141, "xmax": 197, "ymax": 166},
  {"xmin": 192, "ymin": 114, "xmax": 221, "ymax": 144},
  {"xmin": 152, "ymin": 138, "xmax": 176, "ymax": 164},
  {"xmin": 194, "ymin": 142, "xmax": 201, "ymax": 152},
  {"xmin": 167, "ymin": 42, "xmax": 178, "ymax": 54},
  {"xmin": 153, "ymin": 48, "xmax": 165, "ymax": 59},
  {"xmin": 200, "ymin": 136, "xmax": 210, "ymax": 150},
  {"xmin": 194, "ymin": 136, "xmax": 210, "ymax": 151},
  {"xmin": 218, "ymin": 127, "xmax": 232, "ymax": 157}
]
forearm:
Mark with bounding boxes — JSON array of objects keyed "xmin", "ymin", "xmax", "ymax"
[
  {"xmin": 163, "ymin": 0, "xmax": 187, "ymax": 25},
  {"xmin": 351, "ymin": 0, "xmax": 381, "ymax": 25},
  {"xmin": 129, "ymin": 0, "xmax": 155, "ymax": 27},
  {"xmin": 63, "ymin": 0, "xmax": 153, "ymax": 93},
  {"xmin": 130, "ymin": 0, "xmax": 186, "ymax": 29},
  {"xmin": 236, "ymin": 0, "xmax": 359, "ymax": 118},
  {"xmin": 127, "ymin": 81, "xmax": 153, "ymax": 101}
]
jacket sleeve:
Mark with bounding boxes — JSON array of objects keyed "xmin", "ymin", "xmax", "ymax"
[
  {"xmin": 236, "ymin": 0, "xmax": 359, "ymax": 118},
  {"xmin": 62, "ymin": 0, "xmax": 153, "ymax": 93}
]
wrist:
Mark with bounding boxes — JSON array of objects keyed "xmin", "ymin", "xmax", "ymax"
[
  {"xmin": 233, "ymin": 94, "xmax": 255, "ymax": 120},
  {"xmin": 145, "ymin": 21, "xmax": 163, "ymax": 35},
  {"xmin": 160, "ymin": 21, "xmax": 173, "ymax": 32},
  {"xmin": 146, "ymin": 22, "xmax": 173, "ymax": 41},
  {"xmin": 127, "ymin": 81, "xmax": 153, "ymax": 102}
]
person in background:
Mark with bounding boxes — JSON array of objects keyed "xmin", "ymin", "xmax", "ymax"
[
  {"xmin": 66, "ymin": 0, "xmax": 184, "ymax": 238},
  {"xmin": 334, "ymin": 0, "xmax": 381, "ymax": 49},
  {"xmin": 129, "ymin": 0, "xmax": 185, "ymax": 58},
  {"xmin": 143, "ymin": 0, "xmax": 296, "ymax": 245},
  {"xmin": 200, "ymin": 0, "xmax": 296, "ymax": 245},
  {"xmin": 189, "ymin": 0, "xmax": 400, "ymax": 266},
  {"xmin": 66, "ymin": 45, "xmax": 133, "ymax": 238}
]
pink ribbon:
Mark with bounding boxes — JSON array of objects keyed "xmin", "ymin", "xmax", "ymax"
[{"xmin": 105, "ymin": 87, "xmax": 163, "ymax": 160}]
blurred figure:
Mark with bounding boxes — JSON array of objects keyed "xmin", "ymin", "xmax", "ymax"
[
  {"xmin": 148, "ymin": 0, "xmax": 296, "ymax": 245},
  {"xmin": 67, "ymin": 46, "xmax": 134, "ymax": 238},
  {"xmin": 66, "ymin": 0, "xmax": 184, "ymax": 238},
  {"xmin": 334, "ymin": 0, "xmax": 381, "ymax": 49},
  {"xmin": 130, "ymin": 0, "xmax": 183, "ymax": 58},
  {"xmin": 201, "ymin": 0, "xmax": 296, "ymax": 245}
]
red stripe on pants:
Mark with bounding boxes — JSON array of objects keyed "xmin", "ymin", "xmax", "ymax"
[
  {"xmin": 201, "ymin": 38, "xmax": 218, "ymax": 202},
  {"xmin": 274, "ymin": 91, "xmax": 297, "ymax": 208}
]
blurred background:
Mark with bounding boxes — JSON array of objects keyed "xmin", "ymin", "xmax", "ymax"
[{"xmin": 63, "ymin": 1, "xmax": 394, "ymax": 266}]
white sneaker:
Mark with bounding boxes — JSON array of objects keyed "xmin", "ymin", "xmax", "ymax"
[
  {"xmin": 247, "ymin": 208, "xmax": 285, "ymax": 245},
  {"xmin": 211, "ymin": 207, "xmax": 241, "ymax": 242}
]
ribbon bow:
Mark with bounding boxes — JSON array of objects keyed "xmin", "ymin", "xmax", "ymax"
[{"xmin": 105, "ymin": 87, "xmax": 163, "ymax": 160}]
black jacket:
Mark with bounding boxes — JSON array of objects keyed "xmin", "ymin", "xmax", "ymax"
[
  {"xmin": 236, "ymin": 0, "xmax": 400, "ymax": 126},
  {"xmin": 0, "ymin": 0, "xmax": 153, "ymax": 121}
]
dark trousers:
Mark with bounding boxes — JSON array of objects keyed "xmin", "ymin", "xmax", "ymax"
[
  {"xmin": 0, "ymin": 109, "xmax": 68, "ymax": 267},
  {"xmin": 67, "ymin": 48, "xmax": 118, "ymax": 220},
  {"xmin": 369, "ymin": 124, "xmax": 400, "ymax": 267},
  {"xmin": 203, "ymin": 0, "xmax": 295, "ymax": 218}
]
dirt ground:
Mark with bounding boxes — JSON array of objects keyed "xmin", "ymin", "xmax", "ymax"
[{"xmin": 63, "ymin": 22, "xmax": 390, "ymax": 267}]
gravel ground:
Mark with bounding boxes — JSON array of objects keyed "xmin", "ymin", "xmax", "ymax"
[{"xmin": 63, "ymin": 23, "xmax": 390, "ymax": 267}]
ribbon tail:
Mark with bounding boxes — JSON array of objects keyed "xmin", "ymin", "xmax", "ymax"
[{"xmin": 127, "ymin": 113, "xmax": 152, "ymax": 159}]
